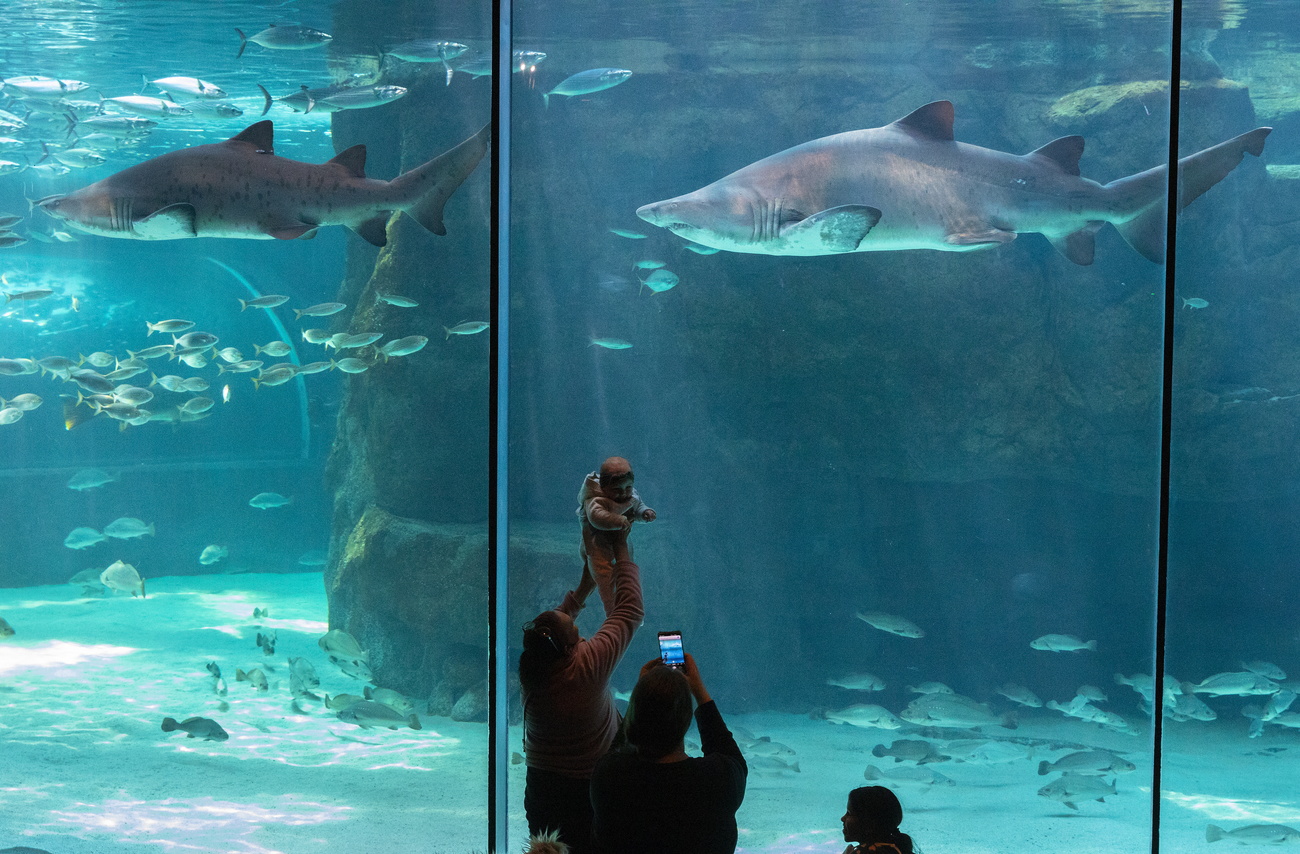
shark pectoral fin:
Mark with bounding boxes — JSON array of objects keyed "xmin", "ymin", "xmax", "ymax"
[
  {"xmin": 350, "ymin": 214, "xmax": 391, "ymax": 247},
  {"xmin": 1048, "ymin": 222, "xmax": 1104, "ymax": 266},
  {"xmin": 135, "ymin": 203, "xmax": 198, "ymax": 239},
  {"xmin": 943, "ymin": 228, "xmax": 1016, "ymax": 249},
  {"xmin": 265, "ymin": 223, "xmax": 318, "ymax": 240},
  {"xmin": 1112, "ymin": 203, "xmax": 1166, "ymax": 264},
  {"xmin": 779, "ymin": 205, "xmax": 881, "ymax": 253}
]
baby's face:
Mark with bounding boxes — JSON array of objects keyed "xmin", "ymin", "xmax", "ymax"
[{"xmin": 605, "ymin": 475, "xmax": 634, "ymax": 502}]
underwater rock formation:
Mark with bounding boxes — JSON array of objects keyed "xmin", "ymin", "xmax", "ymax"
[
  {"xmin": 323, "ymin": 0, "xmax": 492, "ymax": 711},
  {"xmin": 325, "ymin": 506, "xmax": 488, "ymax": 717}
]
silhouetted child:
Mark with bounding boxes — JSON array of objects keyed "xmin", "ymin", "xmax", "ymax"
[{"xmin": 578, "ymin": 457, "xmax": 655, "ymax": 613}]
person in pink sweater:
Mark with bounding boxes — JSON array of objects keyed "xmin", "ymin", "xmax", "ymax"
[
  {"xmin": 520, "ymin": 527, "xmax": 644, "ymax": 854},
  {"xmin": 577, "ymin": 457, "xmax": 655, "ymax": 614}
]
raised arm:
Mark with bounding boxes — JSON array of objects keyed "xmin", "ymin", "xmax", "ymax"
[{"xmin": 572, "ymin": 531, "xmax": 643, "ymax": 676}]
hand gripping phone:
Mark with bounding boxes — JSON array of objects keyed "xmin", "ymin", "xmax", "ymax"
[{"xmin": 657, "ymin": 630, "xmax": 685, "ymax": 668}]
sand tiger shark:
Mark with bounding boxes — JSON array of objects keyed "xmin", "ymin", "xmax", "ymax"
[
  {"xmin": 636, "ymin": 101, "xmax": 1269, "ymax": 264},
  {"xmin": 36, "ymin": 120, "xmax": 489, "ymax": 247}
]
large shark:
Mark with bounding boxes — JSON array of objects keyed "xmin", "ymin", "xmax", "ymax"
[
  {"xmin": 636, "ymin": 101, "xmax": 1269, "ymax": 265},
  {"xmin": 36, "ymin": 120, "xmax": 489, "ymax": 247}
]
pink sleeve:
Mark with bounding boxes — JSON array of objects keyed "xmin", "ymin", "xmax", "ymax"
[{"xmin": 571, "ymin": 559, "xmax": 643, "ymax": 678}]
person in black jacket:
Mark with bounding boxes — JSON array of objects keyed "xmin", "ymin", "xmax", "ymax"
[
  {"xmin": 841, "ymin": 785, "xmax": 915, "ymax": 854},
  {"xmin": 590, "ymin": 653, "xmax": 747, "ymax": 854}
]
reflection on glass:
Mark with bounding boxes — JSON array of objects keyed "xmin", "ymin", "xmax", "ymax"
[
  {"xmin": 0, "ymin": 0, "xmax": 491, "ymax": 850},
  {"xmin": 505, "ymin": 1, "xmax": 1274, "ymax": 852}
]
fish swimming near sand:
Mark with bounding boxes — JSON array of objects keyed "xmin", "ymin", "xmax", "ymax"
[
  {"xmin": 161, "ymin": 715, "xmax": 229, "ymax": 741},
  {"xmin": 0, "ymin": 615, "xmax": 13, "ymax": 638},
  {"xmin": 35, "ymin": 120, "xmax": 489, "ymax": 248},
  {"xmin": 1037, "ymin": 772, "xmax": 1116, "ymax": 810},
  {"xmin": 336, "ymin": 699, "xmax": 421, "ymax": 730},
  {"xmin": 1205, "ymin": 824, "xmax": 1300, "ymax": 844},
  {"xmin": 236, "ymin": 667, "xmax": 269, "ymax": 691},
  {"xmin": 100, "ymin": 559, "xmax": 145, "ymax": 597},
  {"xmin": 636, "ymin": 100, "xmax": 1269, "ymax": 265}
]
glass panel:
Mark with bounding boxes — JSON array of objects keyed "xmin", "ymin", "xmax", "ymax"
[
  {"xmin": 0, "ymin": 0, "xmax": 491, "ymax": 850},
  {"xmin": 1164, "ymin": 1, "xmax": 1300, "ymax": 849},
  {"xmin": 507, "ymin": 2, "xmax": 1182, "ymax": 852}
]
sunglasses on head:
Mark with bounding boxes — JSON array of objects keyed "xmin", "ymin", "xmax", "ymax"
[{"xmin": 523, "ymin": 620, "xmax": 562, "ymax": 655}]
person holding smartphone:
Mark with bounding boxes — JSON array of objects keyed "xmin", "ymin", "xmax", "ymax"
[
  {"xmin": 589, "ymin": 651, "xmax": 748, "ymax": 854},
  {"xmin": 520, "ymin": 526, "xmax": 643, "ymax": 854}
]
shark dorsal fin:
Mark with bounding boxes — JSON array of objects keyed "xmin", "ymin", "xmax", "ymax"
[
  {"xmin": 230, "ymin": 121, "xmax": 274, "ymax": 154},
  {"xmin": 891, "ymin": 100, "xmax": 955, "ymax": 142},
  {"xmin": 1028, "ymin": 136, "xmax": 1085, "ymax": 176},
  {"xmin": 328, "ymin": 144, "xmax": 368, "ymax": 179}
]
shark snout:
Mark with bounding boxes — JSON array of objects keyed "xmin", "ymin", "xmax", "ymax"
[
  {"xmin": 635, "ymin": 199, "xmax": 680, "ymax": 227},
  {"xmin": 31, "ymin": 194, "xmax": 68, "ymax": 217}
]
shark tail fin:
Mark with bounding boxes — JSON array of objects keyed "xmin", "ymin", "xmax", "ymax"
[
  {"xmin": 396, "ymin": 123, "xmax": 491, "ymax": 237},
  {"xmin": 1176, "ymin": 127, "xmax": 1270, "ymax": 211},
  {"xmin": 1107, "ymin": 127, "xmax": 1270, "ymax": 264}
]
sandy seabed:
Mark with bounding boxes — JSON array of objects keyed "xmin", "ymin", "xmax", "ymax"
[{"xmin": 1, "ymin": 573, "xmax": 1297, "ymax": 854}]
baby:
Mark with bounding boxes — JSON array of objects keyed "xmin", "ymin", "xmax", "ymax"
[{"xmin": 578, "ymin": 456, "xmax": 655, "ymax": 613}]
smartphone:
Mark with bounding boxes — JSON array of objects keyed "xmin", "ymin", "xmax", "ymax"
[{"xmin": 657, "ymin": 631, "xmax": 685, "ymax": 668}]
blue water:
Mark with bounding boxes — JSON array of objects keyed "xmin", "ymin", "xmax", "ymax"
[{"xmin": 1, "ymin": 0, "xmax": 1299, "ymax": 851}]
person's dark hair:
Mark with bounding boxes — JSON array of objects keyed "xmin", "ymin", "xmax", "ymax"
[
  {"xmin": 623, "ymin": 665, "xmax": 693, "ymax": 760},
  {"xmin": 519, "ymin": 610, "xmax": 569, "ymax": 692},
  {"xmin": 847, "ymin": 786, "xmax": 913, "ymax": 854}
]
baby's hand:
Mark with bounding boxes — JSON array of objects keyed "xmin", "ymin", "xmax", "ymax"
[{"xmin": 641, "ymin": 508, "xmax": 656, "ymax": 522}]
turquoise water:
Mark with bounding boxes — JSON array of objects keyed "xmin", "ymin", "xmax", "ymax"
[{"xmin": 2, "ymin": 0, "xmax": 1299, "ymax": 851}]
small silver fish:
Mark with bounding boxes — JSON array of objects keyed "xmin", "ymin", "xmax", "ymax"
[
  {"xmin": 147, "ymin": 319, "xmax": 194, "ymax": 335},
  {"xmin": 293, "ymin": 302, "xmax": 346, "ymax": 319},
  {"xmin": 239, "ymin": 294, "xmax": 290, "ymax": 310},
  {"xmin": 249, "ymin": 491, "xmax": 291, "ymax": 509},
  {"xmin": 543, "ymin": 68, "xmax": 632, "ymax": 108},
  {"xmin": 379, "ymin": 335, "xmax": 428, "ymax": 359},
  {"xmin": 330, "ymin": 358, "xmax": 370, "ymax": 374},
  {"xmin": 590, "ymin": 337, "xmax": 632, "ymax": 350},
  {"xmin": 376, "ymin": 292, "xmax": 418, "ymax": 307},
  {"xmin": 444, "ymin": 321, "xmax": 488, "ymax": 339},
  {"xmin": 236, "ymin": 24, "xmax": 332, "ymax": 57},
  {"xmin": 254, "ymin": 341, "xmax": 293, "ymax": 357}
]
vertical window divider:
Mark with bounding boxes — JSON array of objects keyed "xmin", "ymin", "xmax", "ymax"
[
  {"xmin": 488, "ymin": 0, "xmax": 512, "ymax": 849},
  {"xmin": 1152, "ymin": 2, "xmax": 1183, "ymax": 852}
]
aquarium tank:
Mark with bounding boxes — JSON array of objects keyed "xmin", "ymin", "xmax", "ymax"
[{"xmin": 0, "ymin": 0, "xmax": 1297, "ymax": 851}]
